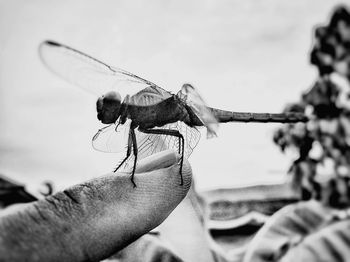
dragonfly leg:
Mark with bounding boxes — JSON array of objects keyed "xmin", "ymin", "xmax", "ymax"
[
  {"xmin": 130, "ymin": 128, "xmax": 138, "ymax": 188},
  {"xmin": 114, "ymin": 130, "xmax": 132, "ymax": 173},
  {"xmin": 178, "ymin": 136, "xmax": 182, "ymax": 154},
  {"xmin": 179, "ymin": 135, "xmax": 185, "ymax": 185},
  {"xmin": 139, "ymin": 128, "xmax": 185, "ymax": 186}
]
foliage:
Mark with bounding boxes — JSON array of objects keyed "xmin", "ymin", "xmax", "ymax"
[
  {"xmin": 243, "ymin": 200, "xmax": 350, "ymax": 262},
  {"xmin": 273, "ymin": 5, "xmax": 350, "ymax": 208}
]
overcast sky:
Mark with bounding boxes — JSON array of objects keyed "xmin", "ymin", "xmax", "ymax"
[{"xmin": 0, "ymin": 0, "xmax": 340, "ymax": 194}]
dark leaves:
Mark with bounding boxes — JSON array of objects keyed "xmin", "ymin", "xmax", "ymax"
[
  {"xmin": 273, "ymin": 5, "xmax": 350, "ymax": 207},
  {"xmin": 310, "ymin": 5, "xmax": 350, "ymax": 78}
]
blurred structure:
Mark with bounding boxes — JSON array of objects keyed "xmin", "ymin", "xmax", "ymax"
[
  {"xmin": 274, "ymin": 5, "xmax": 350, "ymax": 208},
  {"xmin": 200, "ymin": 184, "xmax": 298, "ymax": 262},
  {"xmin": 0, "ymin": 174, "xmax": 37, "ymax": 208}
]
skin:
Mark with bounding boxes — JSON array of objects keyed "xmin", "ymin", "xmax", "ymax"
[{"xmin": 0, "ymin": 150, "xmax": 192, "ymax": 262}]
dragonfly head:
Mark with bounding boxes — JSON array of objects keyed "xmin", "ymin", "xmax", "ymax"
[{"xmin": 96, "ymin": 91, "xmax": 122, "ymax": 124}]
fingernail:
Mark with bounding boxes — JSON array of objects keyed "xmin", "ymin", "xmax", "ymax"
[{"xmin": 135, "ymin": 150, "xmax": 180, "ymax": 173}]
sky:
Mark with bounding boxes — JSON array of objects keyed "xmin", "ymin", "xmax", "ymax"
[{"xmin": 0, "ymin": 0, "xmax": 341, "ymax": 195}]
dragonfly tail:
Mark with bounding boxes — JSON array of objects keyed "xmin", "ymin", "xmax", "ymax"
[{"xmin": 209, "ymin": 108, "xmax": 308, "ymax": 123}]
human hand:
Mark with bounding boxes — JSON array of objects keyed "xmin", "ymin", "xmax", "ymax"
[{"xmin": 0, "ymin": 150, "xmax": 192, "ymax": 261}]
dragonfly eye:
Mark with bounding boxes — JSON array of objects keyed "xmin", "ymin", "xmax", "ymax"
[
  {"xmin": 104, "ymin": 91, "xmax": 121, "ymax": 102},
  {"xmin": 96, "ymin": 92, "xmax": 122, "ymax": 124},
  {"xmin": 96, "ymin": 97, "xmax": 104, "ymax": 111}
]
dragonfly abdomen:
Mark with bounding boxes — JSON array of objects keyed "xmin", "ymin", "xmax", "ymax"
[{"xmin": 209, "ymin": 108, "xmax": 308, "ymax": 123}]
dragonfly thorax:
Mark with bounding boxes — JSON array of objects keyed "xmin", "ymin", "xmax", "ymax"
[{"xmin": 96, "ymin": 91, "xmax": 122, "ymax": 124}]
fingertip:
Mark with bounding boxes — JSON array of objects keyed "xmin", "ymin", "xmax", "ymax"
[
  {"xmin": 135, "ymin": 151, "xmax": 192, "ymax": 195},
  {"xmin": 165, "ymin": 157, "xmax": 192, "ymax": 191},
  {"xmin": 57, "ymin": 151, "xmax": 193, "ymax": 259},
  {"xmin": 135, "ymin": 150, "xmax": 181, "ymax": 174},
  {"xmin": 125, "ymin": 152, "xmax": 193, "ymax": 225},
  {"xmin": 133, "ymin": 149, "xmax": 193, "ymax": 193}
]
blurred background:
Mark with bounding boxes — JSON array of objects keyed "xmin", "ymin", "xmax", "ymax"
[{"xmin": 0, "ymin": 0, "xmax": 339, "ymax": 194}]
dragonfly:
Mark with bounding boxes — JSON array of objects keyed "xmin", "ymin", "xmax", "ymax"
[{"xmin": 39, "ymin": 40, "xmax": 308, "ymax": 187}]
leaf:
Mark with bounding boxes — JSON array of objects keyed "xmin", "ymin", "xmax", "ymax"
[
  {"xmin": 280, "ymin": 219, "xmax": 350, "ymax": 262},
  {"xmin": 243, "ymin": 200, "xmax": 350, "ymax": 262}
]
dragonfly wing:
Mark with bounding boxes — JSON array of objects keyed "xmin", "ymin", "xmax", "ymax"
[
  {"xmin": 124, "ymin": 122, "xmax": 201, "ymax": 169},
  {"xmin": 128, "ymin": 86, "xmax": 172, "ymax": 107},
  {"xmin": 178, "ymin": 84, "xmax": 219, "ymax": 138},
  {"xmin": 92, "ymin": 120, "xmax": 131, "ymax": 153},
  {"xmin": 39, "ymin": 41, "xmax": 172, "ymax": 105}
]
